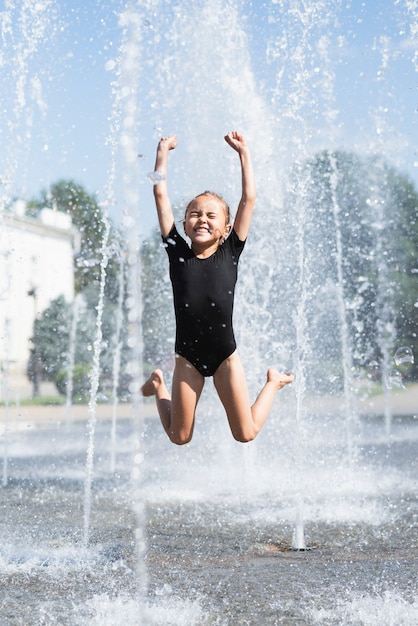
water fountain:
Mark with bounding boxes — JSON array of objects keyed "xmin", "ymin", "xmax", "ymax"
[{"xmin": 0, "ymin": 0, "xmax": 418, "ymax": 624}]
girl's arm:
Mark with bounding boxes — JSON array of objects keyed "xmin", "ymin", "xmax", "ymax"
[
  {"xmin": 224, "ymin": 131, "xmax": 256, "ymax": 241},
  {"xmin": 152, "ymin": 135, "xmax": 177, "ymax": 237}
]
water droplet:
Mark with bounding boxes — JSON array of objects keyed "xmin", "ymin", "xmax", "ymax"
[
  {"xmin": 155, "ymin": 583, "xmax": 173, "ymax": 596},
  {"xmin": 394, "ymin": 346, "xmax": 414, "ymax": 367},
  {"xmin": 105, "ymin": 59, "xmax": 116, "ymax": 72},
  {"xmin": 366, "ymin": 360, "xmax": 379, "ymax": 379},
  {"xmin": 147, "ymin": 171, "xmax": 166, "ymax": 184},
  {"xmin": 129, "ymin": 381, "xmax": 140, "ymax": 393},
  {"xmin": 76, "ymin": 257, "xmax": 99, "ymax": 268},
  {"xmin": 386, "ymin": 369, "xmax": 405, "ymax": 389}
]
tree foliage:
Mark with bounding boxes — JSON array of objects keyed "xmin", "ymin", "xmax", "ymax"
[
  {"xmin": 27, "ymin": 154, "xmax": 418, "ymax": 400},
  {"xmin": 27, "ymin": 286, "xmax": 129, "ymax": 400},
  {"xmin": 284, "ymin": 150, "xmax": 418, "ymax": 383},
  {"xmin": 27, "ymin": 180, "xmax": 129, "ymax": 398},
  {"xmin": 141, "ymin": 229, "xmax": 175, "ymax": 376},
  {"xmin": 138, "ymin": 152, "xmax": 418, "ymax": 388},
  {"xmin": 27, "ymin": 179, "xmax": 120, "ymax": 299},
  {"xmin": 27, "ymin": 295, "xmax": 71, "ymax": 386}
]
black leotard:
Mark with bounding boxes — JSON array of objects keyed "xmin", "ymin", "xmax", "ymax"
[{"xmin": 162, "ymin": 224, "xmax": 246, "ymax": 377}]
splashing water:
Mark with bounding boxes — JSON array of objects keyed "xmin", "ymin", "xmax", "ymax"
[
  {"xmin": 117, "ymin": 2, "xmax": 147, "ymax": 600},
  {"xmin": 0, "ymin": 0, "xmax": 57, "ymax": 205},
  {"xmin": 83, "ymin": 213, "xmax": 111, "ymax": 547},
  {"xmin": 394, "ymin": 346, "xmax": 415, "ymax": 369},
  {"xmin": 311, "ymin": 590, "xmax": 418, "ymax": 626},
  {"xmin": 147, "ymin": 171, "xmax": 166, "ymax": 184},
  {"xmin": 110, "ymin": 243, "xmax": 125, "ymax": 473},
  {"xmin": 66, "ymin": 294, "xmax": 85, "ymax": 420},
  {"xmin": 1, "ymin": 1, "xmax": 418, "ymax": 624}
]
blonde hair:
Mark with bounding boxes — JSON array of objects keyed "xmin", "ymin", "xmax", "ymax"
[{"xmin": 184, "ymin": 191, "xmax": 231, "ymax": 225}]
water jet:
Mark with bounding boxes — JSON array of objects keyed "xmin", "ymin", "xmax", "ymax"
[{"xmin": 0, "ymin": 1, "xmax": 417, "ymax": 624}]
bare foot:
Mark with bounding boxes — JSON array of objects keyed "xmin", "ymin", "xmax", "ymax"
[
  {"xmin": 267, "ymin": 368, "xmax": 294, "ymax": 391},
  {"xmin": 141, "ymin": 369, "xmax": 164, "ymax": 396}
]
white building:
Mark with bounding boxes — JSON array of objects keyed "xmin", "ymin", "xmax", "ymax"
[{"xmin": 0, "ymin": 203, "xmax": 78, "ymax": 399}]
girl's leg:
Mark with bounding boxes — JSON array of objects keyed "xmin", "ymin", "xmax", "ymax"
[
  {"xmin": 141, "ymin": 355, "xmax": 205, "ymax": 445},
  {"xmin": 213, "ymin": 351, "xmax": 293, "ymax": 442}
]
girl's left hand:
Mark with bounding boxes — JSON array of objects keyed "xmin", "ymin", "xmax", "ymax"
[{"xmin": 224, "ymin": 131, "xmax": 248, "ymax": 152}]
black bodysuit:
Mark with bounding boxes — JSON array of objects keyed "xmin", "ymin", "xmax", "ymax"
[{"xmin": 162, "ymin": 224, "xmax": 246, "ymax": 377}]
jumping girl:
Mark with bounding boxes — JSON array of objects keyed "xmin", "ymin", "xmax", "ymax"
[{"xmin": 141, "ymin": 131, "xmax": 293, "ymax": 444}]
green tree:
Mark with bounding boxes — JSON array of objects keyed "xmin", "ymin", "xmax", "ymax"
[
  {"xmin": 285, "ymin": 151, "xmax": 418, "ymax": 382},
  {"xmin": 139, "ymin": 153, "xmax": 418, "ymax": 388},
  {"xmin": 26, "ymin": 180, "xmax": 130, "ymax": 398},
  {"xmin": 141, "ymin": 229, "xmax": 175, "ymax": 375},
  {"xmin": 383, "ymin": 166, "xmax": 418, "ymax": 379},
  {"xmin": 27, "ymin": 295, "xmax": 72, "ymax": 391},
  {"xmin": 27, "ymin": 179, "xmax": 120, "ymax": 299},
  {"xmin": 27, "ymin": 286, "xmax": 130, "ymax": 399}
]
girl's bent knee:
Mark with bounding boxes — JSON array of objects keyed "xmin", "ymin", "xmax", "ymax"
[
  {"xmin": 169, "ymin": 431, "xmax": 193, "ymax": 446},
  {"xmin": 232, "ymin": 427, "xmax": 259, "ymax": 443}
]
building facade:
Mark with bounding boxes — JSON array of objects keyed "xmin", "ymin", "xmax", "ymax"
[{"xmin": 0, "ymin": 204, "xmax": 78, "ymax": 400}]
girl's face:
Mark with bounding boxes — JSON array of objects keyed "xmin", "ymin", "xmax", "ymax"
[{"xmin": 184, "ymin": 195, "xmax": 230, "ymax": 250}]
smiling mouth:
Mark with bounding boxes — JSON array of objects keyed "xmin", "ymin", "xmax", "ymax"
[{"xmin": 195, "ymin": 226, "xmax": 212, "ymax": 234}]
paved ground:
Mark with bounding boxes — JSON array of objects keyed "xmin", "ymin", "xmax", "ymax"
[
  {"xmin": 0, "ymin": 383, "xmax": 416, "ymax": 624},
  {"xmin": 0, "ymin": 382, "xmax": 416, "ymax": 427},
  {"xmin": 305, "ymin": 382, "xmax": 418, "ymax": 417}
]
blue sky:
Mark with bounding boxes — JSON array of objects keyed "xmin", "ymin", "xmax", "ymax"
[{"xmin": 1, "ymin": 0, "xmax": 417, "ymax": 235}]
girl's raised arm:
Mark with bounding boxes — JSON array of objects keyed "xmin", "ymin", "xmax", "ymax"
[
  {"xmin": 152, "ymin": 135, "xmax": 177, "ymax": 237},
  {"xmin": 224, "ymin": 131, "xmax": 256, "ymax": 241}
]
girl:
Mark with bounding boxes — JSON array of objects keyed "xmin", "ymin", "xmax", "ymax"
[{"xmin": 141, "ymin": 131, "xmax": 293, "ymax": 444}]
